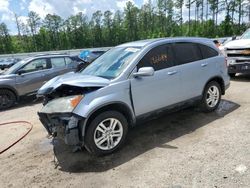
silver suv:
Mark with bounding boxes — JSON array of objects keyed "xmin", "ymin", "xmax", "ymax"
[
  {"xmin": 0, "ymin": 54, "xmax": 80, "ymax": 110},
  {"xmin": 38, "ymin": 38, "xmax": 230, "ymax": 155}
]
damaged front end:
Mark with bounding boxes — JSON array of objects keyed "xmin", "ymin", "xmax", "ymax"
[
  {"xmin": 38, "ymin": 112, "xmax": 83, "ymax": 146},
  {"xmin": 38, "ymin": 95, "xmax": 85, "ymax": 146},
  {"xmin": 37, "ymin": 74, "xmax": 110, "ymax": 147}
]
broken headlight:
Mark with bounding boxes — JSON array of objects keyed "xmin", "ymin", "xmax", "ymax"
[{"xmin": 40, "ymin": 95, "xmax": 83, "ymax": 114}]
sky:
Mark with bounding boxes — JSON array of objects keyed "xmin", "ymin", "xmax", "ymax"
[
  {"xmin": 0, "ymin": 0, "xmax": 246, "ymax": 35},
  {"xmin": 1, "ymin": 0, "xmax": 150, "ymax": 34}
]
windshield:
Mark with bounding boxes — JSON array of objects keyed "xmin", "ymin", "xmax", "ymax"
[
  {"xmin": 241, "ymin": 29, "xmax": 250, "ymax": 39},
  {"xmin": 3, "ymin": 58, "xmax": 31, "ymax": 75},
  {"xmin": 80, "ymin": 47, "xmax": 141, "ymax": 79}
]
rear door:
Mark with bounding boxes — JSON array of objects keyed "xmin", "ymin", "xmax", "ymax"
[
  {"xmin": 65, "ymin": 57, "xmax": 78, "ymax": 72},
  {"xmin": 171, "ymin": 42, "xmax": 204, "ymax": 100},
  {"xmin": 130, "ymin": 44, "xmax": 182, "ymax": 116},
  {"xmin": 48, "ymin": 57, "xmax": 69, "ymax": 79}
]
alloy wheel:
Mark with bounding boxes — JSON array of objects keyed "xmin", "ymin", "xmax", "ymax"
[
  {"xmin": 206, "ymin": 85, "xmax": 219, "ymax": 108},
  {"xmin": 94, "ymin": 118, "xmax": 123, "ymax": 150}
]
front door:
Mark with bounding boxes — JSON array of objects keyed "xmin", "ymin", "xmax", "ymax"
[
  {"xmin": 130, "ymin": 44, "xmax": 181, "ymax": 116},
  {"xmin": 15, "ymin": 58, "xmax": 50, "ymax": 95}
]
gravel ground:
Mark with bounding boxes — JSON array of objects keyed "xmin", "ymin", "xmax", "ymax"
[{"xmin": 0, "ymin": 75, "xmax": 249, "ymax": 188}]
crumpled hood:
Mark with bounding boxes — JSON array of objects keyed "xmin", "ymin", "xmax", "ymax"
[
  {"xmin": 224, "ymin": 39, "xmax": 250, "ymax": 49},
  {"xmin": 38, "ymin": 72, "xmax": 110, "ymax": 95}
]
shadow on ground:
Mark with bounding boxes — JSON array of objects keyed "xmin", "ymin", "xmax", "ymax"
[
  {"xmin": 53, "ymin": 99, "xmax": 239, "ymax": 173},
  {"xmin": 230, "ymin": 73, "xmax": 250, "ymax": 82}
]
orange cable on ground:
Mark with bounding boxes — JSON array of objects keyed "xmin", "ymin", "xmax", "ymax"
[{"xmin": 0, "ymin": 121, "xmax": 33, "ymax": 154}]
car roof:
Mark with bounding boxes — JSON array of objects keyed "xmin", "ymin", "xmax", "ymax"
[
  {"xmin": 118, "ymin": 37, "xmax": 214, "ymax": 48},
  {"xmin": 32, "ymin": 53, "xmax": 70, "ymax": 58}
]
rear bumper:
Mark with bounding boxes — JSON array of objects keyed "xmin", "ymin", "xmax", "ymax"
[
  {"xmin": 228, "ymin": 62, "xmax": 250, "ymax": 74},
  {"xmin": 38, "ymin": 112, "xmax": 84, "ymax": 146}
]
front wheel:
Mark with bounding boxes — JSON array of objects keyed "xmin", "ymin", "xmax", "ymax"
[
  {"xmin": 200, "ymin": 81, "xmax": 221, "ymax": 112},
  {"xmin": 0, "ymin": 89, "xmax": 16, "ymax": 110},
  {"xmin": 85, "ymin": 111, "xmax": 128, "ymax": 156}
]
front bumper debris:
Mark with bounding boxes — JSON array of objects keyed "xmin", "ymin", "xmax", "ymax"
[{"xmin": 38, "ymin": 112, "xmax": 83, "ymax": 146}]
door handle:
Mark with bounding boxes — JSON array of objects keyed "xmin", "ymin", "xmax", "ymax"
[
  {"xmin": 201, "ymin": 63, "xmax": 208, "ymax": 67},
  {"xmin": 167, "ymin": 71, "xmax": 178, "ymax": 75}
]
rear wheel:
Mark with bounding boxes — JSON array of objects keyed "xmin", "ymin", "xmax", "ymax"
[
  {"xmin": 229, "ymin": 73, "xmax": 236, "ymax": 77},
  {"xmin": 0, "ymin": 89, "xmax": 16, "ymax": 110},
  {"xmin": 200, "ymin": 81, "xmax": 221, "ymax": 112},
  {"xmin": 85, "ymin": 111, "xmax": 128, "ymax": 156}
]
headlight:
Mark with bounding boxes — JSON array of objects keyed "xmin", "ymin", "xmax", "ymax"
[
  {"xmin": 40, "ymin": 95, "xmax": 83, "ymax": 114},
  {"xmin": 70, "ymin": 95, "xmax": 83, "ymax": 108},
  {"xmin": 219, "ymin": 47, "xmax": 227, "ymax": 56}
]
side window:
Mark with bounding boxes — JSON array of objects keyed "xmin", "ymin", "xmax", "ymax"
[
  {"xmin": 65, "ymin": 57, "xmax": 73, "ymax": 65},
  {"xmin": 199, "ymin": 44, "xmax": 218, "ymax": 59},
  {"xmin": 172, "ymin": 43, "xmax": 202, "ymax": 65},
  {"xmin": 21, "ymin": 59, "xmax": 47, "ymax": 73},
  {"xmin": 138, "ymin": 44, "xmax": 174, "ymax": 71},
  {"xmin": 51, "ymin": 58, "xmax": 66, "ymax": 68}
]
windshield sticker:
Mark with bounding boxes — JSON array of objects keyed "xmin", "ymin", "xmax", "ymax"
[{"xmin": 125, "ymin": 48, "xmax": 140, "ymax": 53}]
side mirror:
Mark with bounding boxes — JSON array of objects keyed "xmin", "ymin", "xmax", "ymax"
[
  {"xmin": 17, "ymin": 70, "xmax": 26, "ymax": 75},
  {"xmin": 133, "ymin": 67, "xmax": 155, "ymax": 77}
]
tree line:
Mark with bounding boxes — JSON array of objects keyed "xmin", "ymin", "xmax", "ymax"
[{"xmin": 0, "ymin": 0, "xmax": 250, "ymax": 54}]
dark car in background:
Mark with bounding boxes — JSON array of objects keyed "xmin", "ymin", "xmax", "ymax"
[
  {"xmin": 77, "ymin": 50, "xmax": 107, "ymax": 71},
  {"xmin": 0, "ymin": 58, "xmax": 22, "ymax": 70},
  {"xmin": 0, "ymin": 54, "xmax": 82, "ymax": 110}
]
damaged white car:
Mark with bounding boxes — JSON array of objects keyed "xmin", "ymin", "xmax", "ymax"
[{"xmin": 38, "ymin": 38, "xmax": 230, "ymax": 155}]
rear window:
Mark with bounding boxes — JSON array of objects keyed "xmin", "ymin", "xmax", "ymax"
[
  {"xmin": 51, "ymin": 58, "xmax": 66, "ymax": 68},
  {"xmin": 199, "ymin": 44, "xmax": 218, "ymax": 59},
  {"xmin": 171, "ymin": 43, "xmax": 202, "ymax": 65}
]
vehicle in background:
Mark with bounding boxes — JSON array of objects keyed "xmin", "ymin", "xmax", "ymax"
[
  {"xmin": 222, "ymin": 28, "xmax": 250, "ymax": 77},
  {"xmin": 78, "ymin": 50, "xmax": 107, "ymax": 71},
  {"xmin": 213, "ymin": 37, "xmax": 230, "ymax": 46},
  {"xmin": 0, "ymin": 58, "xmax": 22, "ymax": 70},
  {"xmin": 68, "ymin": 55, "xmax": 87, "ymax": 72},
  {"xmin": 37, "ymin": 37, "xmax": 230, "ymax": 156},
  {"xmin": 0, "ymin": 54, "xmax": 81, "ymax": 110}
]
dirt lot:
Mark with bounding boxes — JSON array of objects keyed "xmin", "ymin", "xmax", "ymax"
[{"xmin": 0, "ymin": 75, "xmax": 250, "ymax": 188}]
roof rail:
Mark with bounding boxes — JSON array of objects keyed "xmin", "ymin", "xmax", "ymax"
[{"xmin": 33, "ymin": 52, "xmax": 69, "ymax": 57}]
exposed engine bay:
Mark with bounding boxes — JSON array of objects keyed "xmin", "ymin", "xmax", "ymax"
[{"xmin": 42, "ymin": 84, "xmax": 101, "ymax": 105}]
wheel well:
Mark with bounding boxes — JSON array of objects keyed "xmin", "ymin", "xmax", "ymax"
[
  {"xmin": 205, "ymin": 77, "xmax": 225, "ymax": 95},
  {"xmin": 0, "ymin": 87, "xmax": 18, "ymax": 100},
  {"xmin": 85, "ymin": 103, "xmax": 135, "ymax": 131}
]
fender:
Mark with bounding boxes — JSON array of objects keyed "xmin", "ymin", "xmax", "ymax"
[
  {"xmin": 79, "ymin": 101, "xmax": 136, "ymax": 141},
  {"xmin": 203, "ymin": 76, "xmax": 225, "ymax": 95}
]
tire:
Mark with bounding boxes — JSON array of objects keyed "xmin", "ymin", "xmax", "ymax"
[
  {"xmin": 229, "ymin": 73, "xmax": 236, "ymax": 77},
  {"xmin": 0, "ymin": 89, "xmax": 16, "ymax": 110},
  {"xmin": 85, "ymin": 111, "xmax": 128, "ymax": 156},
  {"xmin": 200, "ymin": 81, "xmax": 221, "ymax": 112}
]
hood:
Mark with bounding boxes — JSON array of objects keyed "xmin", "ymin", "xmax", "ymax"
[
  {"xmin": 38, "ymin": 72, "xmax": 110, "ymax": 95},
  {"xmin": 224, "ymin": 39, "xmax": 250, "ymax": 49},
  {"xmin": 0, "ymin": 73, "xmax": 15, "ymax": 80}
]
